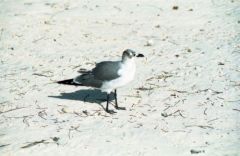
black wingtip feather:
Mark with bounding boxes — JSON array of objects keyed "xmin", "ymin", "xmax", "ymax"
[{"xmin": 57, "ymin": 79, "xmax": 82, "ymax": 86}]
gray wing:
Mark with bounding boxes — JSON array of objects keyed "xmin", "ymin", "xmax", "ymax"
[
  {"xmin": 92, "ymin": 61, "xmax": 121, "ymax": 81},
  {"xmin": 73, "ymin": 73, "xmax": 103, "ymax": 88}
]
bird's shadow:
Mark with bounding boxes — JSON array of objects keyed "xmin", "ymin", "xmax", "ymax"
[{"xmin": 49, "ymin": 89, "xmax": 115, "ymax": 110}]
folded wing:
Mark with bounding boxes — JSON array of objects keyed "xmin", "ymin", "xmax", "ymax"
[{"xmin": 92, "ymin": 61, "xmax": 121, "ymax": 81}]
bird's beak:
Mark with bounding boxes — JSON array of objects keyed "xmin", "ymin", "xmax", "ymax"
[{"xmin": 136, "ymin": 53, "xmax": 144, "ymax": 57}]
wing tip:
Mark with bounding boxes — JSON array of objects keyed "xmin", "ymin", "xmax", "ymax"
[{"xmin": 56, "ymin": 79, "xmax": 82, "ymax": 86}]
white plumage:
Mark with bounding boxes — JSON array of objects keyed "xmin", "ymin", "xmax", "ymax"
[{"xmin": 101, "ymin": 58, "xmax": 136, "ymax": 93}]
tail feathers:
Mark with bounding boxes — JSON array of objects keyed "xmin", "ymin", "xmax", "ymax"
[{"xmin": 56, "ymin": 79, "xmax": 82, "ymax": 86}]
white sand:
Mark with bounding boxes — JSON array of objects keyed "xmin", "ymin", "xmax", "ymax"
[{"xmin": 0, "ymin": 0, "xmax": 240, "ymax": 155}]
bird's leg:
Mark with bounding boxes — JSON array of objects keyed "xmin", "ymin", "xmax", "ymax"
[
  {"xmin": 114, "ymin": 89, "xmax": 118, "ymax": 106},
  {"xmin": 114, "ymin": 89, "xmax": 126, "ymax": 110},
  {"xmin": 105, "ymin": 93, "xmax": 116, "ymax": 114},
  {"xmin": 106, "ymin": 93, "xmax": 109, "ymax": 111}
]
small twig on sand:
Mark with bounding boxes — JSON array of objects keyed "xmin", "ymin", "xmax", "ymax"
[
  {"xmin": 147, "ymin": 83, "xmax": 167, "ymax": 88},
  {"xmin": 91, "ymin": 109, "xmax": 102, "ymax": 116},
  {"xmin": 0, "ymin": 144, "xmax": 10, "ymax": 148},
  {"xmin": 156, "ymin": 72, "xmax": 173, "ymax": 81},
  {"xmin": 0, "ymin": 107, "xmax": 26, "ymax": 114},
  {"xmin": 36, "ymin": 105, "xmax": 47, "ymax": 110},
  {"xmin": 68, "ymin": 125, "xmax": 81, "ymax": 139},
  {"xmin": 136, "ymin": 87, "xmax": 154, "ymax": 91},
  {"xmin": 4, "ymin": 115, "xmax": 34, "ymax": 119},
  {"xmin": 71, "ymin": 65, "xmax": 81, "ymax": 69},
  {"xmin": 32, "ymin": 37, "xmax": 45, "ymax": 43},
  {"xmin": 169, "ymin": 89, "xmax": 188, "ymax": 93},
  {"xmin": 33, "ymin": 73, "xmax": 51, "ymax": 78},
  {"xmin": 163, "ymin": 105, "xmax": 171, "ymax": 111},
  {"xmin": 194, "ymin": 88, "xmax": 223, "ymax": 94},
  {"xmin": 163, "ymin": 100, "xmax": 181, "ymax": 111},
  {"xmin": 185, "ymin": 125, "xmax": 214, "ymax": 129},
  {"xmin": 82, "ymin": 110, "xmax": 88, "ymax": 116},
  {"xmin": 169, "ymin": 88, "xmax": 223, "ymax": 95},
  {"xmin": 21, "ymin": 140, "xmax": 47, "ymax": 148},
  {"xmin": 154, "ymin": 125, "xmax": 158, "ymax": 130},
  {"xmin": 190, "ymin": 149, "xmax": 205, "ymax": 154},
  {"xmin": 125, "ymin": 94, "xmax": 141, "ymax": 98},
  {"xmin": 73, "ymin": 111, "xmax": 87, "ymax": 117},
  {"xmin": 233, "ymin": 109, "xmax": 240, "ymax": 112},
  {"xmin": 161, "ymin": 129, "xmax": 168, "ymax": 133},
  {"xmin": 38, "ymin": 110, "xmax": 47, "ymax": 120},
  {"xmin": 207, "ymin": 118, "xmax": 219, "ymax": 123},
  {"xmin": 73, "ymin": 110, "xmax": 110, "ymax": 117},
  {"xmin": 23, "ymin": 117, "xmax": 30, "ymax": 127},
  {"xmin": 146, "ymin": 77, "xmax": 155, "ymax": 81},
  {"xmin": 161, "ymin": 109, "xmax": 185, "ymax": 118},
  {"xmin": 134, "ymin": 123, "xmax": 143, "ymax": 128}
]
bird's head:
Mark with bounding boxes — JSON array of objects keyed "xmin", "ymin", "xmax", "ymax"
[{"xmin": 122, "ymin": 49, "xmax": 144, "ymax": 62}]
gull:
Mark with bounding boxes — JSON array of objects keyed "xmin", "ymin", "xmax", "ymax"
[{"xmin": 57, "ymin": 49, "xmax": 144, "ymax": 114}]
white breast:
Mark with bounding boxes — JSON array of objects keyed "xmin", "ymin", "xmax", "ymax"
[{"xmin": 101, "ymin": 59, "xmax": 136, "ymax": 93}]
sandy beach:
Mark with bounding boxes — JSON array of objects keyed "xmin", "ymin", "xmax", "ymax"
[{"xmin": 0, "ymin": 0, "xmax": 240, "ymax": 155}]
